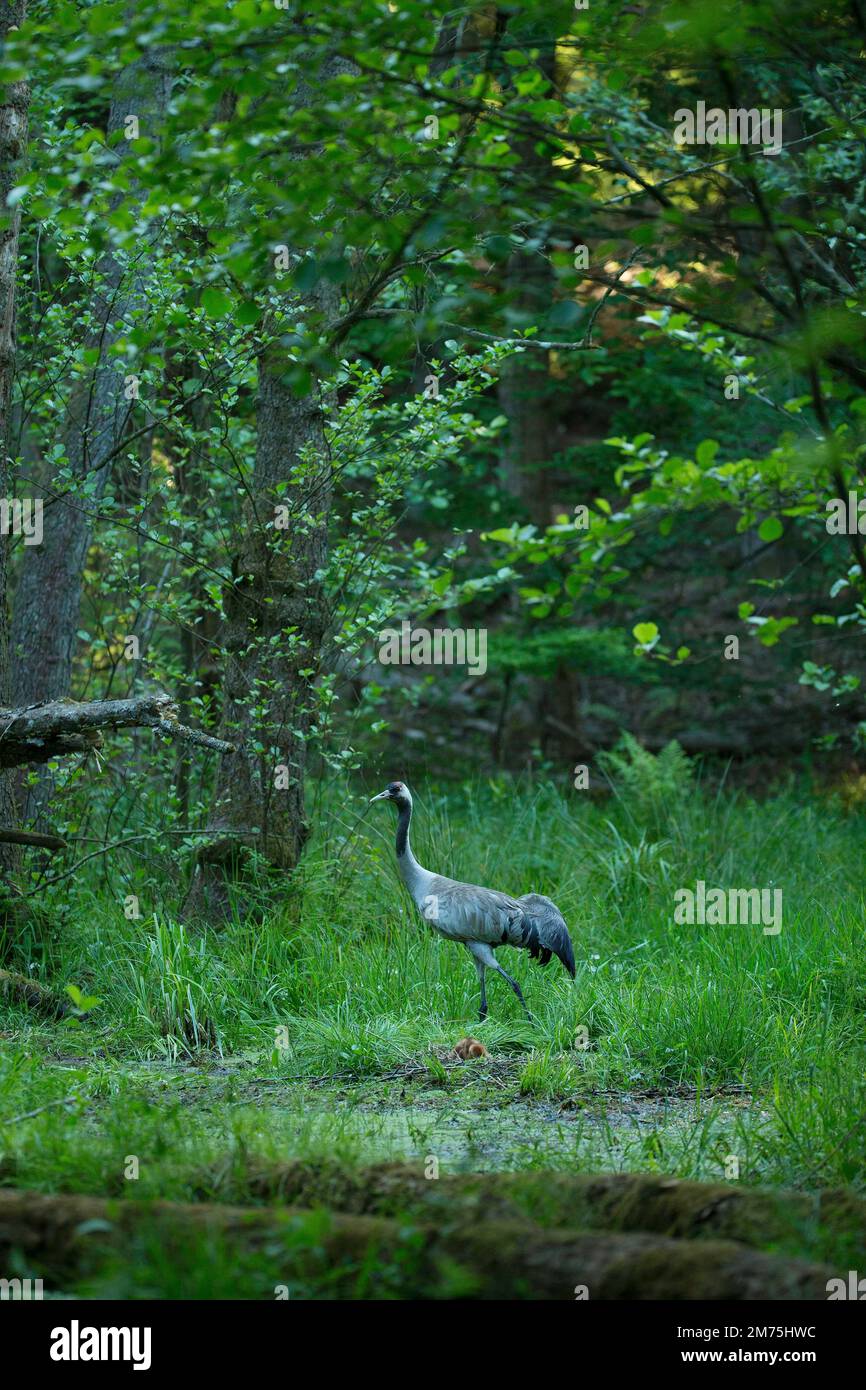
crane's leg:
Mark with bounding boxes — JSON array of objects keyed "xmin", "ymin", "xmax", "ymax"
[
  {"xmin": 494, "ymin": 963, "xmax": 533, "ymax": 1021},
  {"xmin": 467, "ymin": 944, "xmax": 489, "ymax": 1021},
  {"xmin": 475, "ymin": 959, "xmax": 488, "ymax": 1020}
]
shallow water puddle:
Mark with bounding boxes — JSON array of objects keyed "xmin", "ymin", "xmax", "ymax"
[
  {"xmin": 35, "ymin": 1051, "xmax": 767, "ymax": 1178},
  {"xmin": 256, "ymin": 1083, "xmax": 766, "ymax": 1174}
]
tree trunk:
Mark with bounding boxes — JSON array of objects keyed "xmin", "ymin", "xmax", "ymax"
[
  {"xmin": 495, "ymin": 28, "xmax": 560, "ymax": 526},
  {"xmin": 184, "ymin": 342, "xmax": 336, "ymax": 917},
  {"xmin": 9, "ymin": 48, "xmax": 171, "ymax": 707},
  {"xmin": 492, "ymin": 26, "xmax": 578, "ymax": 765},
  {"xmin": 0, "ymin": 0, "xmax": 29, "ymax": 877},
  {"xmin": 497, "ymin": 249, "xmax": 556, "ymax": 523},
  {"xmin": 183, "ymin": 52, "xmax": 353, "ymax": 919}
]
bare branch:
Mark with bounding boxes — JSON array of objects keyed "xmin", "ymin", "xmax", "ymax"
[
  {"xmin": 0, "ymin": 828, "xmax": 67, "ymax": 851},
  {"xmin": 0, "ymin": 693, "xmax": 234, "ymax": 767}
]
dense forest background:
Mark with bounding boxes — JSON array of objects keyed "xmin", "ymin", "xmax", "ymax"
[
  {"xmin": 2, "ymin": 2, "xmax": 866, "ymax": 1310},
  {"xmin": 2, "ymin": 0, "xmax": 866, "ymax": 922}
]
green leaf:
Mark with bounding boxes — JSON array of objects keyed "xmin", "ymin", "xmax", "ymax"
[
  {"xmin": 65, "ymin": 984, "xmax": 101, "ymax": 1013},
  {"xmin": 633, "ymin": 622, "xmax": 659, "ymax": 646},
  {"xmin": 695, "ymin": 439, "xmax": 719, "ymax": 467},
  {"xmin": 201, "ymin": 288, "xmax": 232, "ymax": 319},
  {"xmin": 430, "ymin": 569, "xmax": 452, "ymax": 596},
  {"xmin": 758, "ymin": 516, "xmax": 783, "ymax": 542}
]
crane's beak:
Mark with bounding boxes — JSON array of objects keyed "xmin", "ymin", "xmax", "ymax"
[{"xmin": 369, "ymin": 789, "xmax": 389, "ymax": 803}]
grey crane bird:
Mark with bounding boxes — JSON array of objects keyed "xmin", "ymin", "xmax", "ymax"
[{"xmin": 370, "ymin": 781, "xmax": 575, "ymax": 1020}]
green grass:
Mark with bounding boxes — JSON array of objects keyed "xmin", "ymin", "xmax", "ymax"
[{"xmin": 1, "ymin": 770, "xmax": 865, "ymax": 1284}]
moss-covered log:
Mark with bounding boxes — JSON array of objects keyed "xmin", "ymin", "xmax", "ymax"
[
  {"xmin": 206, "ymin": 1159, "xmax": 866, "ymax": 1264},
  {"xmin": 0, "ymin": 969, "xmax": 70, "ymax": 1018},
  {"xmin": 0, "ymin": 1187, "xmax": 833, "ymax": 1299}
]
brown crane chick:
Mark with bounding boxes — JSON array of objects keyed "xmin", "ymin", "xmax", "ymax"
[{"xmin": 453, "ymin": 1036, "xmax": 489, "ymax": 1060}]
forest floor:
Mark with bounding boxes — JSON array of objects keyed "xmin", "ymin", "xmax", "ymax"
[
  {"xmin": 1, "ymin": 780, "xmax": 865, "ymax": 1295},
  {"xmin": 1, "ymin": 1034, "xmax": 863, "ymax": 1297}
]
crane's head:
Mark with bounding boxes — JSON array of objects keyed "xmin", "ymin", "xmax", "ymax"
[{"xmin": 369, "ymin": 780, "xmax": 411, "ymax": 807}]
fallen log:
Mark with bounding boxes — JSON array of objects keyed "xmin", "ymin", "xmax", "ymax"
[
  {"xmin": 0, "ymin": 970, "xmax": 70, "ymax": 1019},
  {"xmin": 209, "ymin": 1159, "xmax": 866, "ymax": 1264},
  {"xmin": 0, "ymin": 694, "xmax": 235, "ymax": 768},
  {"xmin": 0, "ymin": 1188, "xmax": 833, "ymax": 1299}
]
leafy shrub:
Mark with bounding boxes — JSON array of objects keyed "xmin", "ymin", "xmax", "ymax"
[{"xmin": 598, "ymin": 732, "xmax": 694, "ymax": 829}]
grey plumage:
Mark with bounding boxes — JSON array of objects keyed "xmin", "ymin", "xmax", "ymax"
[{"xmin": 370, "ymin": 780, "xmax": 575, "ymax": 1020}]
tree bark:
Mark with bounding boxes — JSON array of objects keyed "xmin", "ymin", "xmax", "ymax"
[
  {"xmin": 0, "ymin": 691, "xmax": 234, "ymax": 767},
  {"xmin": 0, "ymin": 0, "xmax": 29, "ymax": 876},
  {"xmin": 0, "ymin": 827, "xmax": 65, "ymax": 848},
  {"xmin": 184, "ymin": 344, "xmax": 336, "ymax": 917},
  {"xmin": 495, "ymin": 23, "xmax": 560, "ymax": 526},
  {"xmin": 497, "ymin": 249, "xmax": 556, "ymax": 522},
  {"xmin": 9, "ymin": 48, "xmax": 171, "ymax": 707},
  {"xmin": 183, "ymin": 52, "xmax": 353, "ymax": 919}
]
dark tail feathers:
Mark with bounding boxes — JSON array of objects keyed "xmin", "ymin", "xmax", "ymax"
[{"xmin": 517, "ymin": 893, "xmax": 576, "ymax": 978}]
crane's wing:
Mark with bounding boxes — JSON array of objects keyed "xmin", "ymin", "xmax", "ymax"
[
  {"xmin": 422, "ymin": 875, "xmax": 524, "ymax": 944},
  {"xmin": 516, "ymin": 893, "xmax": 576, "ymax": 977}
]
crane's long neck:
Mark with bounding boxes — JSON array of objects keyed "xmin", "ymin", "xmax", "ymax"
[{"xmin": 395, "ymin": 795, "xmax": 433, "ymax": 904}]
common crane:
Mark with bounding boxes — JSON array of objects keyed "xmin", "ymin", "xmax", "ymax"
[{"xmin": 370, "ymin": 781, "xmax": 575, "ymax": 1020}]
